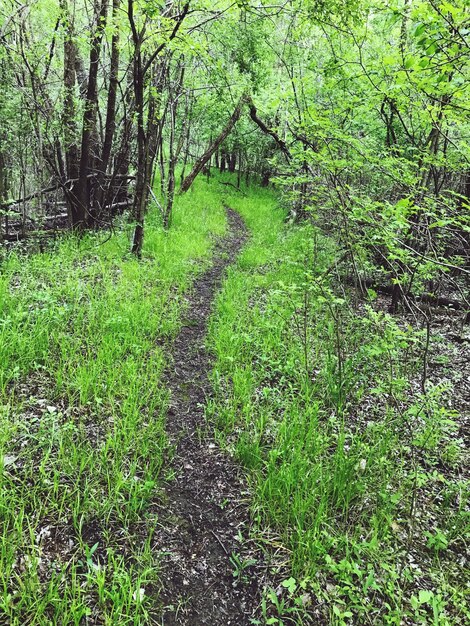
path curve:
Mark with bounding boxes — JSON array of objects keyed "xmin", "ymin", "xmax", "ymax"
[{"xmin": 154, "ymin": 208, "xmax": 264, "ymax": 625}]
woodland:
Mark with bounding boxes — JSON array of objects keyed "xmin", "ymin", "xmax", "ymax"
[{"xmin": 0, "ymin": 0, "xmax": 469, "ymax": 624}]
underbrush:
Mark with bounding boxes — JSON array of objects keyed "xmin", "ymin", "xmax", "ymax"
[
  {"xmin": 0, "ymin": 179, "xmax": 227, "ymax": 624},
  {"xmin": 208, "ymin": 187, "xmax": 469, "ymax": 625}
]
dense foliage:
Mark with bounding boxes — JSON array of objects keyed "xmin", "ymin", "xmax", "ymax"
[{"xmin": 1, "ymin": 0, "xmax": 469, "ymax": 299}]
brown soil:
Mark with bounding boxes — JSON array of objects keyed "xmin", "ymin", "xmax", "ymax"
[{"xmin": 153, "ymin": 208, "xmax": 267, "ymax": 625}]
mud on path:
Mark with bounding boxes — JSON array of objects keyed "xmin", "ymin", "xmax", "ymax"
[{"xmin": 154, "ymin": 208, "xmax": 264, "ymax": 625}]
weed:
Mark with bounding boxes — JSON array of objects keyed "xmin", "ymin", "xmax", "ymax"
[
  {"xmin": 208, "ymin": 182, "xmax": 469, "ymax": 625},
  {"xmin": 229, "ymin": 552, "xmax": 256, "ymax": 584},
  {"xmin": 0, "ymin": 176, "xmax": 229, "ymax": 623}
]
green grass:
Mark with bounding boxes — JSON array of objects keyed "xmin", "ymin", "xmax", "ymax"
[
  {"xmin": 1, "ymin": 174, "xmax": 468, "ymax": 625},
  {"xmin": 0, "ymin": 177, "xmax": 228, "ymax": 624},
  {"xmin": 207, "ymin": 183, "xmax": 469, "ymax": 625}
]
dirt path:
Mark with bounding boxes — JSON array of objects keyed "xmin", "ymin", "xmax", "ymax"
[{"xmin": 154, "ymin": 208, "xmax": 264, "ymax": 625}]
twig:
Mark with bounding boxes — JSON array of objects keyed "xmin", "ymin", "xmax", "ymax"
[{"xmin": 209, "ymin": 529, "xmax": 229, "ymax": 555}]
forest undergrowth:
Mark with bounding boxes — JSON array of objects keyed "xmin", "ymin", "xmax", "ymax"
[
  {"xmin": 1, "ymin": 0, "xmax": 469, "ymax": 623},
  {"xmin": 208, "ymin": 182, "xmax": 469, "ymax": 625},
  {"xmin": 0, "ymin": 178, "xmax": 230, "ymax": 624},
  {"xmin": 0, "ymin": 174, "xmax": 468, "ymax": 625}
]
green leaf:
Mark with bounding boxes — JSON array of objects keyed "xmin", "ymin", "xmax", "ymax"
[
  {"xmin": 281, "ymin": 577, "xmax": 297, "ymax": 594},
  {"xmin": 418, "ymin": 590, "xmax": 433, "ymax": 604},
  {"xmin": 414, "ymin": 24, "xmax": 426, "ymax": 37}
]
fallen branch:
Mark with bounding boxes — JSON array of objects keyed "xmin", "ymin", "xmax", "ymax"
[
  {"xmin": 219, "ymin": 181, "xmax": 247, "ymax": 195},
  {"xmin": 1, "ymin": 174, "xmax": 135, "ymax": 209},
  {"xmin": 247, "ymin": 96, "xmax": 291, "ymax": 161},
  {"xmin": 180, "ymin": 94, "xmax": 248, "ymax": 193},
  {"xmin": 1, "ymin": 183, "xmax": 60, "ymax": 209},
  {"xmin": 350, "ymin": 277, "xmax": 468, "ymax": 312}
]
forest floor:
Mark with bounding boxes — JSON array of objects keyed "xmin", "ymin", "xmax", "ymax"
[
  {"xmin": 0, "ymin": 179, "xmax": 255, "ymax": 625},
  {"xmin": 0, "ymin": 176, "xmax": 468, "ymax": 626}
]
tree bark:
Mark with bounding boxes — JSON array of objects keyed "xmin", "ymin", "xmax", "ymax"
[
  {"xmin": 99, "ymin": 0, "xmax": 121, "ymax": 177},
  {"xmin": 129, "ymin": 1, "xmax": 189, "ymax": 255},
  {"xmin": 228, "ymin": 152, "xmax": 236, "ymax": 173},
  {"xmin": 60, "ymin": 0, "xmax": 80, "ymax": 226},
  {"xmin": 74, "ymin": 0, "xmax": 109, "ymax": 229},
  {"xmin": 219, "ymin": 150, "xmax": 226, "ymax": 172}
]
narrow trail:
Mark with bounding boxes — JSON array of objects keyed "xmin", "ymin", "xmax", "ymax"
[{"xmin": 154, "ymin": 208, "xmax": 264, "ymax": 625}]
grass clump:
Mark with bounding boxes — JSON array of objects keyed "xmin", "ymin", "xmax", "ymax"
[
  {"xmin": 0, "ymin": 178, "xmax": 227, "ymax": 624},
  {"xmin": 208, "ymin": 183, "xmax": 469, "ymax": 625}
]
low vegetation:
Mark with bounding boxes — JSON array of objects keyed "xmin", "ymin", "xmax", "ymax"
[
  {"xmin": 0, "ymin": 180, "xmax": 227, "ymax": 624},
  {"xmin": 1, "ymin": 0, "xmax": 469, "ymax": 623},
  {"xmin": 1, "ymin": 168, "xmax": 468, "ymax": 624},
  {"xmin": 209, "ymin": 183, "xmax": 469, "ymax": 625}
]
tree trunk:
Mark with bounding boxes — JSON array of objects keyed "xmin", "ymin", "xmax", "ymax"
[
  {"xmin": 61, "ymin": 0, "xmax": 80, "ymax": 226},
  {"xmin": 129, "ymin": 0, "xmax": 189, "ymax": 254},
  {"xmin": 98, "ymin": 0, "xmax": 121, "ymax": 198},
  {"xmin": 237, "ymin": 150, "xmax": 242, "ymax": 188},
  {"xmin": 164, "ymin": 107, "xmax": 177, "ymax": 229},
  {"xmin": 219, "ymin": 151, "xmax": 226, "ymax": 172},
  {"xmin": 247, "ymin": 96, "xmax": 291, "ymax": 161},
  {"xmin": 0, "ymin": 151, "xmax": 7, "ymax": 241},
  {"xmin": 128, "ymin": 0, "xmax": 145, "ymax": 255},
  {"xmin": 74, "ymin": 0, "xmax": 109, "ymax": 230},
  {"xmin": 228, "ymin": 152, "xmax": 236, "ymax": 173}
]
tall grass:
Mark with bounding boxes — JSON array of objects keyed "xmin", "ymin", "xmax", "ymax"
[
  {"xmin": 1, "ymin": 173, "xmax": 467, "ymax": 624},
  {"xmin": 0, "ymin": 178, "xmax": 227, "ymax": 624},
  {"xmin": 208, "ymin": 182, "xmax": 469, "ymax": 625}
]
